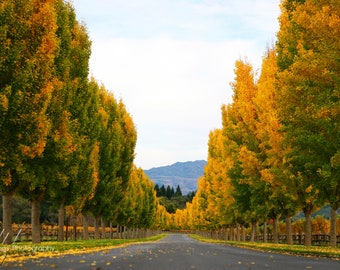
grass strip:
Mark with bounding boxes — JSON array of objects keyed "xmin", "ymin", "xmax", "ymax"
[
  {"xmin": 190, "ymin": 234, "xmax": 340, "ymax": 259},
  {"xmin": 1, "ymin": 234, "xmax": 166, "ymax": 262}
]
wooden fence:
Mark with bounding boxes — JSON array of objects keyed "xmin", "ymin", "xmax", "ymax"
[
  {"xmin": 0, "ymin": 224, "xmax": 160, "ymax": 242},
  {"xmin": 2, "ymin": 225, "xmax": 340, "ymax": 246},
  {"xmin": 195, "ymin": 230, "xmax": 340, "ymax": 246},
  {"xmin": 251, "ymin": 233, "xmax": 340, "ymax": 246}
]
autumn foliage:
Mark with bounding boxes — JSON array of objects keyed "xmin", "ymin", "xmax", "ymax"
[
  {"xmin": 1, "ymin": 0, "xmax": 339, "ymax": 248},
  {"xmin": 0, "ymin": 0, "xmax": 160, "ymax": 244},
  {"xmin": 171, "ymin": 0, "xmax": 339, "ymax": 247}
]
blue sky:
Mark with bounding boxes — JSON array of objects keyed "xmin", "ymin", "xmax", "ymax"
[{"xmin": 72, "ymin": 0, "xmax": 281, "ymax": 169}]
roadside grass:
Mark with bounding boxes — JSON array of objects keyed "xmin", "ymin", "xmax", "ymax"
[
  {"xmin": 0, "ymin": 234, "xmax": 166, "ymax": 263},
  {"xmin": 190, "ymin": 234, "xmax": 340, "ymax": 259}
]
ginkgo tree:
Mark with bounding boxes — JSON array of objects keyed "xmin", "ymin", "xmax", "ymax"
[
  {"xmin": 169, "ymin": 0, "xmax": 339, "ymax": 247},
  {"xmin": 17, "ymin": 0, "xmax": 96, "ymax": 243},
  {"xmin": 0, "ymin": 0, "xmax": 152, "ymax": 244},
  {"xmin": 252, "ymin": 47, "xmax": 297, "ymax": 244},
  {"xmin": 276, "ymin": 0, "xmax": 340, "ymax": 246},
  {"xmin": 82, "ymin": 88, "xmax": 137, "ymax": 238},
  {"xmin": 223, "ymin": 59, "xmax": 271, "ymax": 241},
  {"xmin": 118, "ymin": 166, "xmax": 157, "ymax": 235},
  {"xmin": 0, "ymin": 0, "xmax": 58, "ymax": 244},
  {"xmin": 203, "ymin": 129, "xmax": 234, "ymax": 230}
]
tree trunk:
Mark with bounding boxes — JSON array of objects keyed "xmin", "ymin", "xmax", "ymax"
[
  {"xmin": 304, "ymin": 210, "xmax": 312, "ymax": 246},
  {"xmin": 122, "ymin": 226, "xmax": 125, "ymax": 238},
  {"xmin": 57, "ymin": 199, "xmax": 65, "ymax": 241},
  {"xmin": 273, "ymin": 218, "xmax": 279, "ymax": 244},
  {"xmin": 236, "ymin": 224, "xmax": 241, "ymax": 242},
  {"xmin": 101, "ymin": 217, "xmax": 106, "ymax": 239},
  {"xmin": 72, "ymin": 215, "xmax": 77, "ymax": 241},
  {"xmin": 82, "ymin": 214, "xmax": 89, "ymax": 240},
  {"xmin": 225, "ymin": 226, "xmax": 229, "ymax": 240},
  {"xmin": 2, "ymin": 194, "xmax": 13, "ymax": 244},
  {"xmin": 31, "ymin": 199, "xmax": 41, "ymax": 244},
  {"xmin": 241, "ymin": 224, "xmax": 246, "ymax": 242},
  {"xmin": 250, "ymin": 222, "xmax": 256, "ymax": 242},
  {"xmin": 230, "ymin": 225, "xmax": 234, "ymax": 241},
  {"xmin": 65, "ymin": 216, "xmax": 69, "ymax": 241},
  {"xmin": 94, "ymin": 216, "xmax": 100, "ymax": 239},
  {"xmin": 285, "ymin": 215, "xmax": 293, "ymax": 245},
  {"xmin": 329, "ymin": 206, "xmax": 337, "ymax": 247},
  {"xmin": 255, "ymin": 221, "xmax": 259, "ymax": 242},
  {"xmin": 263, "ymin": 221, "xmax": 267, "ymax": 243},
  {"xmin": 109, "ymin": 221, "xmax": 113, "ymax": 239}
]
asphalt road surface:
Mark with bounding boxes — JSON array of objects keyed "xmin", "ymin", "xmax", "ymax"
[{"xmin": 3, "ymin": 234, "xmax": 339, "ymax": 269}]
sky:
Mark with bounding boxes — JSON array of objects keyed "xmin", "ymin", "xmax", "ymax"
[{"xmin": 72, "ymin": 0, "xmax": 281, "ymax": 170}]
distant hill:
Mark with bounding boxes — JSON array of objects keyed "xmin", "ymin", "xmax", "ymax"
[{"xmin": 144, "ymin": 160, "xmax": 207, "ymax": 195}]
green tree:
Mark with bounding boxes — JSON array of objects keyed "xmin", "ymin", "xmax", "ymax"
[
  {"xmin": 166, "ymin": 185, "xmax": 173, "ymax": 199},
  {"xmin": 17, "ymin": 0, "xmax": 94, "ymax": 243},
  {"xmin": 154, "ymin": 184, "xmax": 160, "ymax": 196},
  {"xmin": 175, "ymin": 185, "xmax": 182, "ymax": 197},
  {"xmin": 84, "ymin": 89, "xmax": 137, "ymax": 238},
  {"xmin": 0, "ymin": 0, "xmax": 58, "ymax": 243},
  {"xmin": 160, "ymin": 185, "xmax": 166, "ymax": 197},
  {"xmin": 276, "ymin": 0, "xmax": 340, "ymax": 246},
  {"xmin": 51, "ymin": 9, "xmax": 96, "ymax": 241}
]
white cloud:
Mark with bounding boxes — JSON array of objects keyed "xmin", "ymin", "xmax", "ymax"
[
  {"xmin": 89, "ymin": 37, "xmax": 265, "ymax": 168},
  {"xmin": 72, "ymin": 0, "xmax": 281, "ymax": 169}
]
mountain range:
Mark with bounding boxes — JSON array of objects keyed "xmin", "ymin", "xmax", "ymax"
[{"xmin": 144, "ymin": 160, "xmax": 207, "ymax": 195}]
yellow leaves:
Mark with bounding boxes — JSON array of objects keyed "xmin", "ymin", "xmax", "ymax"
[
  {"xmin": 65, "ymin": 205, "xmax": 75, "ymax": 216},
  {"xmin": 19, "ymin": 124, "xmax": 48, "ymax": 158},
  {"xmin": 36, "ymin": 81, "xmax": 54, "ymax": 104},
  {"xmin": 123, "ymin": 112, "xmax": 136, "ymax": 137},
  {"xmin": 79, "ymin": 143, "xmax": 99, "ymax": 202},
  {"xmin": 330, "ymin": 151, "xmax": 340, "ymax": 168},
  {"xmin": 52, "ymin": 111, "xmax": 77, "ymax": 157},
  {"xmin": 98, "ymin": 107, "xmax": 109, "ymax": 127},
  {"xmin": 3, "ymin": 169, "xmax": 12, "ymax": 186},
  {"xmin": 305, "ymin": 185, "xmax": 313, "ymax": 193},
  {"xmin": 260, "ymin": 169, "xmax": 274, "ymax": 185},
  {"xmin": 238, "ymin": 146, "xmax": 260, "ymax": 178},
  {"xmin": 317, "ymin": 107, "xmax": 337, "ymax": 120},
  {"xmin": 0, "ymin": 92, "xmax": 9, "ymax": 113}
]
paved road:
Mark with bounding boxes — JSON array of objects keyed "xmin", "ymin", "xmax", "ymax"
[{"xmin": 3, "ymin": 234, "xmax": 339, "ymax": 269}]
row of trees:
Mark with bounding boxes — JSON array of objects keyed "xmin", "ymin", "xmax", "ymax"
[
  {"xmin": 1, "ymin": 0, "xmax": 338, "ymax": 247},
  {"xmin": 171, "ymin": 0, "xmax": 339, "ymax": 246},
  {"xmin": 154, "ymin": 184, "xmax": 182, "ymax": 199},
  {"xmin": 0, "ymin": 0, "xmax": 165, "ymax": 244},
  {"xmin": 154, "ymin": 184, "xmax": 197, "ymax": 214}
]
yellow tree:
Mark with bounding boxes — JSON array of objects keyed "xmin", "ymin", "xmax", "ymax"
[
  {"xmin": 204, "ymin": 129, "xmax": 234, "ymax": 232},
  {"xmin": 222, "ymin": 59, "xmax": 266, "ymax": 241},
  {"xmin": 276, "ymin": 0, "xmax": 340, "ymax": 246},
  {"xmin": 154, "ymin": 202, "xmax": 168, "ymax": 230},
  {"xmin": 254, "ymin": 47, "xmax": 297, "ymax": 244},
  {"xmin": 118, "ymin": 166, "xmax": 157, "ymax": 233},
  {"xmin": 0, "ymin": 0, "xmax": 58, "ymax": 243},
  {"xmin": 188, "ymin": 176, "xmax": 211, "ymax": 230}
]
